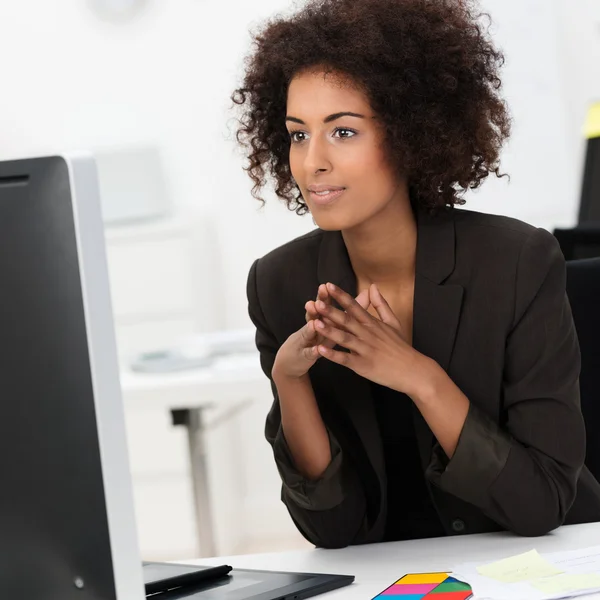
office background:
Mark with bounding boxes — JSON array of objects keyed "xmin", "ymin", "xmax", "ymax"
[{"xmin": 0, "ymin": 0, "xmax": 598, "ymax": 562}]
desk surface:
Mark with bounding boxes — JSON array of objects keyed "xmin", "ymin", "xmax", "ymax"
[
  {"xmin": 120, "ymin": 353, "xmax": 263, "ymax": 392},
  {"xmin": 187, "ymin": 523, "xmax": 600, "ymax": 599},
  {"xmin": 119, "ymin": 353, "xmax": 268, "ymax": 409}
]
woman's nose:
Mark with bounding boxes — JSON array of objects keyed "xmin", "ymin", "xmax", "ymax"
[{"xmin": 304, "ymin": 137, "xmax": 332, "ymax": 174}]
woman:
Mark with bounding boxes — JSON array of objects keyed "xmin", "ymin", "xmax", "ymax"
[{"xmin": 232, "ymin": 0, "xmax": 600, "ymax": 548}]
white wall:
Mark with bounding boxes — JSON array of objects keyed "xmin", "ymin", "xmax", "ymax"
[
  {"xmin": 463, "ymin": 0, "xmax": 591, "ymax": 231},
  {"xmin": 556, "ymin": 0, "xmax": 600, "ymax": 197}
]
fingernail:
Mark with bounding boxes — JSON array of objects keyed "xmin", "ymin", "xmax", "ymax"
[
  {"xmin": 327, "ymin": 283, "xmax": 336, "ymax": 292},
  {"xmin": 316, "ymin": 300, "xmax": 326, "ymax": 309},
  {"xmin": 315, "ymin": 320, "xmax": 325, "ymax": 329}
]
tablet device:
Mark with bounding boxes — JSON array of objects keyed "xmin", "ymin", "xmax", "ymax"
[
  {"xmin": 144, "ymin": 563, "xmax": 232, "ymax": 595},
  {"xmin": 141, "ymin": 565, "xmax": 355, "ymax": 600}
]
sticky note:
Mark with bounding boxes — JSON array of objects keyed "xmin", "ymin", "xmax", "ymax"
[
  {"xmin": 530, "ymin": 573, "xmax": 600, "ymax": 594},
  {"xmin": 374, "ymin": 573, "xmax": 472, "ymax": 599},
  {"xmin": 476, "ymin": 549, "xmax": 563, "ymax": 583},
  {"xmin": 584, "ymin": 102, "xmax": 600, "ymax": 139}
]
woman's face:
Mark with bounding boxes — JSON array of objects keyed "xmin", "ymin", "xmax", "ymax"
[{"xmin": 286, "ymin": 69, "xmax": 407, "ymax": 231}]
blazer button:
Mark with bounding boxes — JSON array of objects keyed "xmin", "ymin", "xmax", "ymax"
[{"xmin": 452, "ymin": 518, "xmax": 466, "ymax": 533}]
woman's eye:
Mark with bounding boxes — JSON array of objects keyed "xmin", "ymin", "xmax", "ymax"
[
  {"xmin": 289, "ymin": 128, "xmax": 356, "ymax": 143},
  {"xmin": 289, "ymin": 131, "xmax": 307, "ymax": 143},
  {"xmin": 334, "ymin": 128, "xmax": 356, "ymax": 139}
]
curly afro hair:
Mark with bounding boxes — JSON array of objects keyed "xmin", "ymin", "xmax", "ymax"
[{"xmin": 232, "ymin": 0, "xmax": 511, "ymax": 215}]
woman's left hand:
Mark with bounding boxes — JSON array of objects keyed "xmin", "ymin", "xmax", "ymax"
[{"xmin": 314, "ymin": 282, "xmax": 437, "ymax": 398}]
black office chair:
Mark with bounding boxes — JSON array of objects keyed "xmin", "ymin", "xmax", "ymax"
[
  {"xmin": 554, "ymin": 225, "xmax": 600, "ymax": 261},
  {"xmin": 566, "ymin": 258, "xmax": 600, "ymax": 482}
]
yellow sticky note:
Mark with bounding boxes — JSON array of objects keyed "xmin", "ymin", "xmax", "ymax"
[
  {"xmin": 396, "ymin": 573, "xmax": 449, "ymax": 585},
  {"xmin": 477, "ymin": 549, "xmax": 564, "ymax": 583},
  {"xmin": 584, "ymin": 102, "xmax": 600, "ymax": 139},
  {"xmin": 531, "ymin": 573, "xmax": 600, "ymax": 594}
]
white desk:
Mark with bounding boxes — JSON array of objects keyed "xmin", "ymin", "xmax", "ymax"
[
  {"xmin": 120, "ymin": 353, "xmax": 267, "ymax": 411},
  {"xmin": 188, "ymin": 523, "xmax": 600, "ymax": 599},
  {"xmin": 120, "ymin": 354, "xmax": 270, "ymax": 557}
]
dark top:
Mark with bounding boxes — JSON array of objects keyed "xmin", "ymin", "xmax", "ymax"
[
  {"xmin": 248, "ymin": 207, "xmax": 600, "ymax": 548},
  {"xmin": 371, "ymin": 383, "xmax": 445, "ymax": 541}
]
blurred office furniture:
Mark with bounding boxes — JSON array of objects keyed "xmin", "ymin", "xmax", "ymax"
[
  {"xmin": 96, "ymin": 146, "xmax": 172, "ymax": 226},
  {"xmin": 579, "ymin": 103, "xmax": 600, "ymax": 224},
  {"xmin": 105, "ymin": 215, "xmax": 307, "ymax": 560},
  {"xmin": 104, "ymin": 213, "xmax": 222, "ymax": 366},
  {"xmin": 554, "ymin": 225, "xmax": 600, "ymax": 260},
  {"xmin": 119, "ymin": 353, "xmax": 309, "ymax": 560},
  {"xmin": 554, "ymin": 102, "xmax": 600, "ymax": 259},
  {"xmin": 104, "ymin": 214, "xmax": 216, "ymax": 560},
  {"xmin": 566, "ymin": 257, "xmax": 600, "ymax": 483}
]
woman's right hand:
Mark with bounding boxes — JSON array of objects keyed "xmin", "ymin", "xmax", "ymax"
[
  {"xmin": 272, "ymin": 320, "xmax": 322, "ymax": 379},
  {"xmin": 273, "ymin": 286, "xmax": 370, "ymax": 380}
]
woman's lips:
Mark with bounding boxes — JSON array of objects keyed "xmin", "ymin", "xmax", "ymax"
[{"xmin": 308, "ymin": 188, "xmax": 346, "ymax": 205}]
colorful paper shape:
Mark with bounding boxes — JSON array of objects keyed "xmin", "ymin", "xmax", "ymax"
[{"xmin": 373, "ymin": 573, "xmax": 472, "ymax": 600}]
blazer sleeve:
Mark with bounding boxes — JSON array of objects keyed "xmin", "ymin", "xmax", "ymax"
[
  {"xmin": 426, "ymin": 227, "xmax": 585, "ymax": 536},
  {"xmin": 246, "ymin": 258, "xmax": 369, "ymax": 548}
]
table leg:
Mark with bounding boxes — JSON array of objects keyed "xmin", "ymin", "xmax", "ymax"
[{"xmin": 171, "ymin": 408, "xmax": 216, "ymax": 558}]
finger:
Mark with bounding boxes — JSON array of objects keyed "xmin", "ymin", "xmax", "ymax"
[
  {"xmin": 315, "ymin": 296, "xmax": 371, "ymax": 331},
  {"xmin": 305, "ymin": 300, "xmax": 340, "ymax": 348},
  {"xmin": 301, "ymin": 316, "xmax": 338, "ymax": 354},
  {"xmin": 317, "ymin": 284, "xmax": 332, "ymax": 305},
  {"xmin": 314, "ymin": 319, "xmax": 362, "ymax": 353},
  {"xmin": 302, "ymin": 344, "xmax": 319, "ymax": 361},
  {"xmin": 319, "ymin": 316, "xmax": 341, "ymax": 349},
  {"xmin": 312, "ymin": 302, "xmax": 356, "ymax": 331},
  {"xmin": 300, "ymin": 322, "xmax": 321, "ymax": 360},
  {"xmin": 305, "ymin": 300, "xmax": 319, "ymax": 323},
  {"xmin": 309, "ymin": 289, "xmax": 367, "ymax": 322},
  {"xmin": 300, "ymin": 319, "xmax": 319, "ymax": 343},
  {"xmin": 315, "ymin": 296, "xmax": 371, "ymax": 335},
  {"xmin": 325, "ymin": 283, "xmax": 373, "ymax": 325},
  {"xmin": 317, "ymin": 344, "xmax": 353, "ymax": 368},
  {"xmin": 370, "ymin": 284, "xmax": 402, "ymax": 328},
  {"xmin": 355, "ymin": 288, "xmax": 371, "ymax": 311},
  {"xmin": 306, "ymin": 285, "xmax": 332, "ymax": 322},
  {"xmin": 308, "ymin": 289, "xmax": 367, "ymax": 350}
]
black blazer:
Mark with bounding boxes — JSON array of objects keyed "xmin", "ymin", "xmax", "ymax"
[{"xmin": 246, "ymin": 207, "xmax": 600, "ymax": 548}]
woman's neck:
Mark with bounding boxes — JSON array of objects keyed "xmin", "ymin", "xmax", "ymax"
[{"xmin": 341, "ymin": 196, "xmax": 417, "ymax": 287}]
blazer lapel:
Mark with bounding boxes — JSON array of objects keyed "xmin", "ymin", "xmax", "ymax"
[{"xmin": 412, "ymin": 208, "xmax": 464, "ymax": 468}]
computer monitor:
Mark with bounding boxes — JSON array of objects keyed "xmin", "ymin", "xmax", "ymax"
[{"xmin": 0, "ymin": 155, "xmax": 145, "ymax": 599}]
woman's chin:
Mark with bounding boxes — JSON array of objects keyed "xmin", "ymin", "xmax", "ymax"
[
  {"xmin": 312, "ymin": 220, "xmax": 339, "ymax": 231},
  {"xmin": 312, "ymin": 216, "xmax": 363, "ymax": 232},
  {"xmin": 310, "ymin": 211, "xmax": 354, "ymax": 232}
]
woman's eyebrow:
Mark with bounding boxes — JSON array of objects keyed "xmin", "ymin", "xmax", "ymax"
[{"xmin": 285, "ymin": 111, "xmax": 366, "ymax": 124}]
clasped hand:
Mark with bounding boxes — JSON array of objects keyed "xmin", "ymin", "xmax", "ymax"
[{"xmin": 307, "ymin": 282, "xmax": 432, "ymax": 398}]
